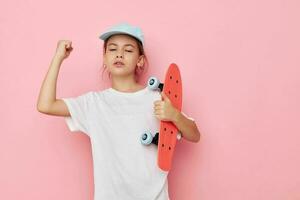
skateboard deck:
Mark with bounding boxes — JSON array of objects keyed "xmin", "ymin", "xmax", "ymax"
[{"xmin": 157, "ymin": 63, "xmax": 182, "ymax": 171}]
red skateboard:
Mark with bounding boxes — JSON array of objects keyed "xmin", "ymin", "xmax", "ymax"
[{"xmin": 141, "ymin": 63, "xmax": 182, "ymax": 171}]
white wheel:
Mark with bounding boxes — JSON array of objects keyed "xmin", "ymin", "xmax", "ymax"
[
  {"xmin": 141, "ymin": 131, "xmax": 153, "ymax": 145},
  {"xmin": 147, "ymin": 76, "xmax": 160, "ymax": 90},
  {"xmin": 177, "ymin": 132, "xmax": 182, "ymax": 140}
]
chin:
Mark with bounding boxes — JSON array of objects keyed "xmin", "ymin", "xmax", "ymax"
[
  {"xmin": 112, "ymin": 69, "xmax": 136, "ymax": 77},
  {"xmin": 111, "ymin": 69, "xmax": 130, "ymax": 75}
]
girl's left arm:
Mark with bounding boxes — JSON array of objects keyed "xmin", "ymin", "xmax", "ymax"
[
  {"xmin": 154, "ymin": 92, "xmax": 201, "ymax": 143},
  {"xmin": 172, "ymin": 111, "xmax": 201, "ymax": 143}
]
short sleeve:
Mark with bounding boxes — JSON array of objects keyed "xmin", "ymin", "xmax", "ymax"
[
  {"xmin": 181, "ymin": 111, "xmax": 195, "ymax": 122},
  {"xmin": 61, "ymin": 92, "xmax": 92, "ymax": 135}
]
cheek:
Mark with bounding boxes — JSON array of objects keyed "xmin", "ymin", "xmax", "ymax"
[
  {"xmin": 106, "ymin": 54, "xmax": 115, "ymax": 62},
  {"xmin": 130, "ymin": 53, "xmax": 140, "ymax": 62},
  {"xmin": 124, "ymin": 54, "xmax": 137, "ymax": 62}
]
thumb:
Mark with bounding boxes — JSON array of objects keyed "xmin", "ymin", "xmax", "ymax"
[{"xmin": 161, "ymin": 92, "xmax": 170, "ymax": 102}]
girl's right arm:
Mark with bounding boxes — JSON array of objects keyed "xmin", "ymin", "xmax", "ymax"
[{"xmin": 37, "ymin": 40, "xmax": 73, "ymax": 116}]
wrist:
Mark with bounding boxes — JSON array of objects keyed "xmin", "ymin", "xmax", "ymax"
[
  {"xmin": 53, "ymin": 54, "xmax": 64, "ymax": 62},
  {"xmin": 172, "ymin": 109, "xmax": 181, "ymax": 123}
]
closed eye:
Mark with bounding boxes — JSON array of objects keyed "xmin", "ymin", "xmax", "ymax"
[{"xmin": 109, "ymin": 49, "xmax": 133, "ymax": 52}]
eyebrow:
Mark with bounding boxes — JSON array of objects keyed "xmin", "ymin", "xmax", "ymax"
[{"xmin": 107, "ymin": 43, "xmax": 136, "ymax": 48}]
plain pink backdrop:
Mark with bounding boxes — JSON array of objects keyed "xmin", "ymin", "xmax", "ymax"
[{"xmin": 1, "ymin": 0, "xmax": 300, "ymax": 199}]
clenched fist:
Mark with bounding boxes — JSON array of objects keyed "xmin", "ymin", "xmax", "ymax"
[
  {"xmin": 153, "ymin": 92, "xmax": 179, "ymax": 122},
  {"xmin": 54, "ymin": 40, "xmax": 73, "ymax": 60}
]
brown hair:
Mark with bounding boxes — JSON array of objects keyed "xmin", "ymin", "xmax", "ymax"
[{"xmin": 101, "ymin": 34, "xmax": 149, "ymax": 82}]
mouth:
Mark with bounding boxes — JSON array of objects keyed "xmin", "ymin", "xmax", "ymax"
[{"xmin": 114, "ymin": 61, "xmax": 125, "ymax": 67}]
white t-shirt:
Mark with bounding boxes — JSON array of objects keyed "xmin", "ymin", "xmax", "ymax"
[{"xmin": 62, "ymin": 86, "xmax": 172, "ymax": 200}]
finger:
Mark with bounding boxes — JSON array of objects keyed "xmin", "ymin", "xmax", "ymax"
[
  {"xmin": 154, "ymin": 104, "xmax": 162, "ymax": 109},
  {"xmin": 66, "ymin": 41, "xmax": 72, "ymax": 48},
  {"xmin": 154, "ymin": 112, "xmax": 162, "ymax": 117},
  {"xmin": 154, "ymin": 100, "xmax": 161, "ymax": 106},
  {"xmin": 154, "ymin": 107, "xmax": 163, "ymax": 114},
  {"xmin": 155, "ymin": 110, "xmax": 163, "ymax": 115},
  {"xmin": 154, "ymin": 115, "xmax": 161, "ymax": 120},
  {"xmin": 156, "ymin": 100, "xmax": 165, "ymax": 105},
  {"xmin": 161, "ymin": 92, "xmax": 170, "ymax": 102}
]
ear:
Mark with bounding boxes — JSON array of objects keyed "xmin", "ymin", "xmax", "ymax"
[{"xmin": 137, "ymin": 55, "xmax": 145, "ymax": 67}]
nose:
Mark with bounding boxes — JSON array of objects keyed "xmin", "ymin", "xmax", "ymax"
[{"xmin": 116, "ymin": 51, "xmax": 123, "ymax": 58}]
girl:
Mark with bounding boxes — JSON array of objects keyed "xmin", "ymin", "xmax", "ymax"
[{"xmin": 37, "ymin": 22, "xmax": 200, "ymax": 200}]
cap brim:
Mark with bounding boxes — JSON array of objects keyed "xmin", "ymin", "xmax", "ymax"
[{"xmin": 99, "ymin": 31, "xmax": 143, "ymax": 45}]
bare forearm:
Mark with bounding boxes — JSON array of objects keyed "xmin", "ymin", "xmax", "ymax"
[
  {"xmin": 37, "ymin": 55, "xmax": 63, "ymax": 111},
  {"xmin": 172, "ymin": 110, "xmax": 201, "ymax": 143}
]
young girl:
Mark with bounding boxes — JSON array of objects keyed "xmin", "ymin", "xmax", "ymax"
[{"xmin": 37, "ymin": 22, "xmax": 200, "ymax": 200}]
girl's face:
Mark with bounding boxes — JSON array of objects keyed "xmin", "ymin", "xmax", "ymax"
[{"xmin": 103, "ymin": 34, "xmax": 144, "ymax": 79}]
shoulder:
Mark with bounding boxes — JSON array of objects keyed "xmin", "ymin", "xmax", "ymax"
[
  {"xmin": 71, "ymin": 89, "xmax": 108, "ymax": 103},
  {"xmin": 86, "ymin": 88, "xmax": 115, "ymax": 104}
]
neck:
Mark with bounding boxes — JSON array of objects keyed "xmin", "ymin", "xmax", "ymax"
[{"xmin": 111, "ymin": 74, "xmax": 143, "ymax": 92}]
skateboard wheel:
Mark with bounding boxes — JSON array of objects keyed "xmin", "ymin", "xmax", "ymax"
[
  {"xmin": 141, "ymin": 131, "xmax": 153, "ymax": 145},
  {"xmin": 147, "ymin": 76, "xmax": 160, "ymax": 90},
  {"xmin": 177, "ymin": 132, "xmax": 182, "ymax": 140}
]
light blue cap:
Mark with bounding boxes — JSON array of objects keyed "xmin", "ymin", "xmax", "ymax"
[{"xmin": 99, "ymin": 22, "xmax": 144, "ymax": 46}]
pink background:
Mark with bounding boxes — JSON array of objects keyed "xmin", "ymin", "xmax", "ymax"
[{"xmin": 1, "ymin": 0, "xmax": 300, "ymax": 199}]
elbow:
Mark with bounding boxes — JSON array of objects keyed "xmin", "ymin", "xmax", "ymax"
[
  {"xmin": 37, "ymin": 102, "xmax": 43, "ymax": 113},
  {"xmin": 36, "ymin": 103, "xmax": 49, "ymax": 114},
  {"xmin": 36, "ymin": 103, "xmax": 42, "ymax": 112},
  {"xmin": 193, "ymin": 123, "xmax": 201, "ymax": 143},
  {"xmin": 193, "ymin": 131, "xmax": 201, "ymax": 143},
  {"xmin": 37, "ymin": 106, "xmax": 45, "ymax": 114},
  {"xmin": 196, "ymin": 133, "xmax": 201, "ymax": 143},
  {"xmin": 184, "ymin": 130, "xmax": 201, "ymax": 143}
]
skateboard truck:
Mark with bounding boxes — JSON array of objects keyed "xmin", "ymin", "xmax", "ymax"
[
  {"xmin": 140, "ymin": 131, "xmax": 182, "ymax": 146},
  {"xmin": 147, "ymin": 76, "xmax": 164, "ymax": 92}
]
